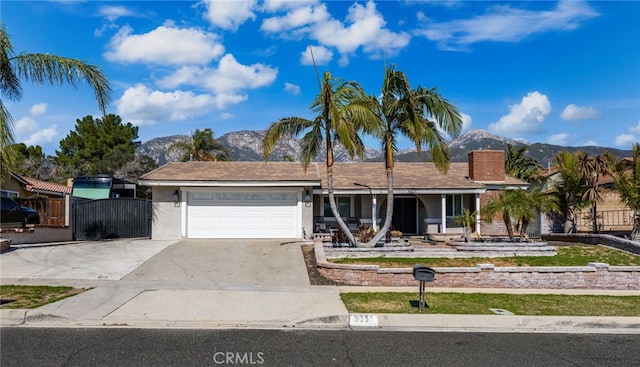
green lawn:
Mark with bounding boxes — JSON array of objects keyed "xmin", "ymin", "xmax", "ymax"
[
  {"xmin": 0, "ymin": 285, "xmax": 88, "ymax": 309},
  {"xmin": 341, "ymin": 292, "xmax": 640, "ymax": 316},
  {"xmin": 332, "ymin": 245, "xmax": 640, "ymax": 267}
]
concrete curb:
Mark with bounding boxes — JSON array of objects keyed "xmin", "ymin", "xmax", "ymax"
[{"xmin": 348, "ymin": 314, "xmax": 640, "ymax": 334}]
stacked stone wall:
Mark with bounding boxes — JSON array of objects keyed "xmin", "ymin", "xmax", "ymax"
[{"xmin": 315, "ymin": 241, "xmax": 640, "ymax": 289}]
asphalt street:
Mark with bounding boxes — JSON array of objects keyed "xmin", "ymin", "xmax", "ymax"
[{"xmin": 2, "ymin": 328, "xmax": 639, "ymax": 367}]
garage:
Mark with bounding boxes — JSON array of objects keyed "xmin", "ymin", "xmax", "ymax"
[{"xmin": 186, "ymin": 190, "xmax": 300, "ymax": 239}]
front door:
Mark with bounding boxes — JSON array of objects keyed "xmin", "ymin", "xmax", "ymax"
[{"xmin": 392, "ymin": 197, "xmax": 417, "ymax": 235}]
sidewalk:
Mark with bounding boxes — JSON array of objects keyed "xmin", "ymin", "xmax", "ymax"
[{"xmin": 1, "ymin": 239, "xmax": 639, "ymax": 333}]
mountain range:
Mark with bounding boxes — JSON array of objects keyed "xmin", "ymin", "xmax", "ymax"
[{"xmin": 137, "ymin": 129, "xmax": 633, "ymax": 167}]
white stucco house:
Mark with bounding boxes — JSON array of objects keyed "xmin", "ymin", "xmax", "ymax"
[{"xmin": 138, "ymin": 150, "xmax": 527, "ymax": 240}]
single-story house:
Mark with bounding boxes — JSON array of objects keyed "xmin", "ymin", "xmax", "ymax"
[
  {"xmin": 1, "ymin": 172, "xmax": 71, "ymax": 199},
  {"xmin": 138, "ymin": 150, "xmax": 528, "ymax": 240}
]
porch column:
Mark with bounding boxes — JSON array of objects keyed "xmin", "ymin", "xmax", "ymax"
[
  {"xmin": 441, "ymin": 194, "xmax": 447, "ymax": 233},
  {"xmin": 475, "ymin": 193, "xmax": 481, "ymax": 235},
  {"xmin": 371, "ymin": 193, "xmax": 378, "ymax": 232}
]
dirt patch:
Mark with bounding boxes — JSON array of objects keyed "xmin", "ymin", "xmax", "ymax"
[{"xmin": 301, "ymin": 244, "xmax": 340, "ymax": 285}]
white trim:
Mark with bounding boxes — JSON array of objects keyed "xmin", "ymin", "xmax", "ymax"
[{"xmin": 139, "ymin": 180, "xmax": 319, "ymax": 187}]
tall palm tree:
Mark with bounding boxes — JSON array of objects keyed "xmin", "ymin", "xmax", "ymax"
[
  {"xmin": 360, "ymin": 65, "xmax": 462, "ymax": 247},
  {"xmin": 614, "ymin": 143, "xmax": 640, "ymax": 239},
  {"xmin": 169, "ymin": 128, "xmax": 230, "ymax": 162},
  {"xmin": 263, "ymin": 71, "xmax": 377, "ymax": 246},
  {"xmin": 1, "ymin": 23, "xmax": 111, "ymax": 180}
]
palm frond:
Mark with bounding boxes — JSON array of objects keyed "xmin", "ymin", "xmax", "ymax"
[{"xmin": 12, "ymin": 53, "xmax": 111, "ymax": 114}]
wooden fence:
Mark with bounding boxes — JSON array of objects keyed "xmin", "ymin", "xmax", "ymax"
[{"xmin": 19, "ymin": 198, "xmax": 67, "ymax": 226}]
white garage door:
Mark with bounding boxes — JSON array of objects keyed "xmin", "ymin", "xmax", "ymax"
[{"xmin": 187, "ymin": 191, "xmax": 299, "ymax": 238}]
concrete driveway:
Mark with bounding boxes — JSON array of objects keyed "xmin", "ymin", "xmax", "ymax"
[
  {"xmin": 1, "ymin": 238, "xmax": 349, "ymax": 328},
  {"xmin": 0, "ymin": 239, "xmax": 177, "ymax": 282},
  {"xmin": 120, "ymin": 239, "xmax": 312, "ymax": 287}
]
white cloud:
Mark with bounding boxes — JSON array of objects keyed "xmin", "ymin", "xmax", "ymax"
[
  {"xmin": 15, "ymin": 117, "xmax": 37, "ymax": 135},
  {"xmin": 116, "ymin": 84, "xmax": 220, "ymax": 125},
  {"xmin": 98, "ymin": 5, "xmax": 134, "ymax": 22},
  {"xmin": 200, "ymin": 0, "xmax": 257, "ymax": 31},
  {"xmin": 24, "ymin": 126, "xmax": 58, "ymax": 146},
  {"xmin": 262, "ymin": 1, "xmax": 410, "ymax": 65},
  {"xmin": 488, "ymin": 91, "xmax": 551, "ymax": 138},
  {"xmin": 560, "ymin": 104, "xmax": 601, "ymax": 120},
  {"xmin": 29, "ymin": 103, "xmax": 47, "ymax": 116},
  {"xmin": 416, "ymin": 0, "xmax": 598, "ymax": 50},
  {"xmin": 261, "ymin": 2, "xmax": 329, "ymax": 33},
  {"xmin": 104, "ymin": 25, "xmax": 225, "ymax": 65},
  {"xmin": 300, "ymin": 45, "xmax": 333, "ymax": 65},
  {"xmin": 583, "ymin": 140, "xmax": 599, "ymax": 146},
  {"xmin": 14, "ymin": 117, "xmax": 58, "ymax": 146},
  {"xmin": 547, "ymin": 133, "xmax": 569, "ymax": 145},
  {"xmin": 220, "ymin": 112, "xmax": 234, "ymax": 120},
  {"xmin": 614, "ymin": 134, "xmax": 637, "ymax": 147},
  {"xmin": 460, "ymin": 112, "xmax": 472, "ymax": 132},
  {"xmin": 284, "ymin": 82, "xmax": 301, "ymax": 95},
  {"xmin": 157, "ymin": 54, "xmax": 277, "ymax": 95},
  {"xmin": 614, "ymin": 121, "xmax": 640, "ymax": 147}
]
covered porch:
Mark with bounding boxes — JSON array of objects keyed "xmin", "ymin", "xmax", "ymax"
[{"xmin": 311, "ymin": 189, "xmax": 485, "ymax": 236}]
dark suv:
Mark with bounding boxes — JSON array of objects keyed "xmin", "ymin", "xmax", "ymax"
[{"xmin": 1, "ymin": 197, "xmax": 40, "ymax": 227}]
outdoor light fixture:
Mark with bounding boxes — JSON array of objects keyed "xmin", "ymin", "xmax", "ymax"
[
  {"xmin": 303, "ymin": 190, "xmax": 312, "ymax": 207},
  {"xmin": 172, "ymin": 190, "xmax": 180, "ymax": 204}
]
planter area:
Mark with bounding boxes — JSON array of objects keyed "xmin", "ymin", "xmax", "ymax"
[{"xmin": 314, "ymin": 240, "xmax": 640, "ymax": 290}]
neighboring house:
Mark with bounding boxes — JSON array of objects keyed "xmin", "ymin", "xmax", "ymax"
[
  {"xmin": 540, "ymin": 167, "xmax": 635, "ymax": 233},
  {"xmin": 1, "ymin": 172, "xmax": 71, "ymax": 198},
  {"xmin": 1, "ymin": 172, "xmax": 71, "ymax": 226},
  {"xmin": 139, "ymin": 150, "xmax": 528, "ymax": 240}
]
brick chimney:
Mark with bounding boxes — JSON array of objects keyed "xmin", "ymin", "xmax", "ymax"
[{"xmin": 468, "ymin": 150, "xmax": 505, "ymax": 181}]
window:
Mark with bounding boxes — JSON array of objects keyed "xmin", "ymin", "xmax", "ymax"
[
  {"xmin": 446, "ymin": 194, "xmax": 463, "ymax": 217},
  {"xmin": 324, "ymin": 197, "xmax": 350, "ymax": 218},
  {"xmin": 1, "ymin": 190, "xmax": 19, "ymax": 198}
]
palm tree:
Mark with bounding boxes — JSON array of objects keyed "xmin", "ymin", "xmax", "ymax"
[
  {"xmin": 577, "ymin": 152, "xmax": 614, "ymax": 233},
  {"xmin": 511, "ymin": 187, "xmax": 559, "ymax": 241},
  {"xmin": 169, "ymin": 128, "xmax": 230, "ymax": 162},
  {"xmin": 481, "ymin": 190, "xmax": 526, "ymax": 242},
  {"xmin": 454, "ymin": 208, "xmax": 477, "ymax": 242},
  {"xmin": 614, "ymin": 143, "xmax": 640, "ymax": 239},
  {"xmin": 552, "ymin": 151, "xmax": 589, "ymax": 233},
  {"xmin": 360, "ymin": 65, "xmax": 462, "ymax": 247},
  {"xmin": 1, "ymin": 23, "xmax": 111, "ymax": 180},
  {"xmin": 263, "ymin": 71, "xmax": 377, "ymax": 246},
  {"xmin": 505, "ymin": 144, "xmax": 542, "ymax": 182}
]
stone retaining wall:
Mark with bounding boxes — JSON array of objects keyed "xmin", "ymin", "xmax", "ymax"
[
  {"xmin": 542, "ymin": 233, "xmax": 640, "ymax": 255},
  {"xmin": 314, "ymin": 241, "xmax": 640, "ymax": 290}
]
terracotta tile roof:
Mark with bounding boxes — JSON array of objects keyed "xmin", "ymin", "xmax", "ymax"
[
  {"xmin": 140, "ymin": 161, "xmax": 527, "ymax": 190},
  {"xmin": 22, "ymin": 176, "xmax": 72, "ymax": 195}
]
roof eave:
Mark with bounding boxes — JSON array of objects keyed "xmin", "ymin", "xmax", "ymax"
[{"xmin": 139, "ymin": 179, "xmax": 321, "ymax": 187}]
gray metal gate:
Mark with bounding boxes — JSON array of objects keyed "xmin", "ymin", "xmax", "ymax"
[
  {"xmin": 526, "ymin": 212, "xmax": 542, "ymax": 239},
  {"xmin": 72, "ymin": 198, "xmax": 152, "ymax": 240}
]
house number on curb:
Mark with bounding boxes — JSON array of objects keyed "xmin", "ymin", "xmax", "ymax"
[{"xmin": 350, "ymin": 314, "xmax": 379, "ymax": 327}]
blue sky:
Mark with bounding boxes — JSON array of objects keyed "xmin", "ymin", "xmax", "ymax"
[{"xmin": 3, "ymin": 0, "xmax": 639, "ymax": 155}]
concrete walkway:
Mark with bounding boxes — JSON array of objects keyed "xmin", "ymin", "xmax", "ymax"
[{"xmin": 1, "ymin": 239, "xmax": 639, "ymax": 333}]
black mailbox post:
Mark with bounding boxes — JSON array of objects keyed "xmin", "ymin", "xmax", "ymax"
[{"xmin": 413, "ymin": 265, "xmax": 435, "ymax": 312}]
